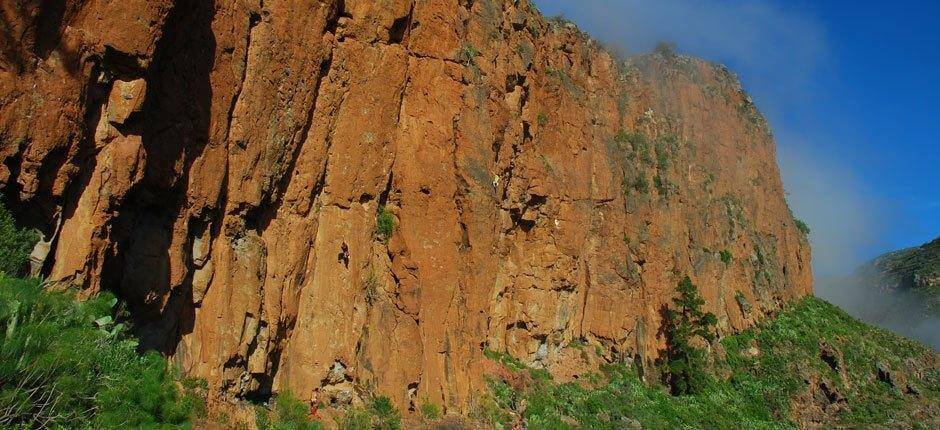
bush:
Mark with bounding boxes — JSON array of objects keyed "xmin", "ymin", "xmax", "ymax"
[
  {"xmin": 0, "ymin": 201, "xmax": 38, "ymax": 276},
  {"xmin": 654, "ymin": 174, "xmax": 673, "ymax": 197},
  {"xmin": 255, "ymin": 390, "xmax": 323, "ymax": 430},
  {"xmin": 420, "ymin": 399, "xmax": 441, "ymax": 420},
  {"xmin": 0, "ymin": 277, "xmax": 201, "ymax": 428},
  {"xmin": 662, "ymin": 276, "xmax": 717, "ymax": 395},
  {"xmin": 376, "ymin": 206, "xmax": 395, "ymax": 242},
  {"xmin": 456, "ymin": 44, "xmax": 480, "ymax": 66},
  {"xmin": 536, "ymin": 112, "xmax": 548, "ymax": 126},
  {"xmin": 654, "ymin": 41, "xmax": 677, "ymax": 58},
  {"xmin": 338, "ymin": 396, "xmax": 401, "ymax": 430},
  {"xmin": 719, "ymin": 250, "xmax": 733, "ymax": 264},
  {"xmin": 794, "ymin": 218, "xmax": 810, "ymax": 235}
]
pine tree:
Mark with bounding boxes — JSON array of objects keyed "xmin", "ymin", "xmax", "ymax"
[{"xmin": 663, "ymin": 276, "xmax": 718, "ymax": 395}]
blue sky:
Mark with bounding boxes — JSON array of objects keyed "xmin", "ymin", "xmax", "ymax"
[{"xmin": 534, "ymin": 0, "xmax": 939, "ymax": 276}]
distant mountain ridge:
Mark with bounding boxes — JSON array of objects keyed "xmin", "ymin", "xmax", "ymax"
[
  {"xmin": 823, "ymin": 237, "xmax": 940, "ymax": 350},
  {"xmin": 859, "ymin": 237, "xmax": 940, "ymax": 292},
  {"xmin": 856, "ymin": 237, "xmax": 940, "ymax": 317}
]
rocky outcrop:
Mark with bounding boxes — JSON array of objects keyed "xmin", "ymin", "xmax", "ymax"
[{"xmin": 0, "ymin": 0, "xmax": 811, "ymax": 412}]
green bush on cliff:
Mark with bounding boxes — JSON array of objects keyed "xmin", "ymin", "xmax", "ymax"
[
  {"xmin": 0, "ymin": 201, "xmax": 37, "ymax": 276},
  {"xmin": 720, "ymin": 249, "xmax": 733, "ymax": 264},
  {"xmin": 376, "ymin": 205, "xmax": 395, "ymax": 242},
  {"xmin": 794, "ymin": 217, "xmax": 811, "ymax": 235}
]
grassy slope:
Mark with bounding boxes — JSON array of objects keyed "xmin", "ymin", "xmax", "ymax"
[{"xmin": 483, "ymin": 297, "xmax": 939, "ymax": 429}]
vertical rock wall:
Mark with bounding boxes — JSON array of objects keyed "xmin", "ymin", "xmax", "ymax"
[{"xmin": 1, "ymin": 0, "xmax": 811, "ymax": 411}]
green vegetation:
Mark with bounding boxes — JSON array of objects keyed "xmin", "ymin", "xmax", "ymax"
[
  {"xmin": 536, "ymin": 112, "xmax": 548, "ymax": 126},
  {"xmin": 794, "ymin": 218, "xmax": 811, "ymax": 236},
  {"xmin": 614, "ymin": 130, "xmax": 652, "ymax": 164},
  {"xmin": 419, "ymin": 399, "xmax": 441, "ymax": 420},
  {"xmin": 872, "ymin": 236, "xmax": 940, "ymax": 283},
  {"xmin": 0, "ymin": 201, "xmax": 37, "ymax": 276},
  {"xmin": 483, "ymin": 297, "xmax": 938, "ymax": 429},
  {"xmin": 0, "ymin": 276, "xmax": 205, "ymax": 428},
  {"xmin": 0, "ymin": 201, "xmax": 207, "ymax": 428},
  {"xmin": 456, "ymin": 44, "xmax": 480, "ymax": 66},
  {"xmin": 256, "ymin": 390, "xmax": 323, "ymax": 430},
  {"xmin": 653, "ymin": 174, "xmax": 674, "ymax": 197},
  {"xmin": 338, "ymin": 396, "xmax": 401, "ymax": 430},
  {"xmin": 720, "ymin": 249, "xmax": 733, "ymax": 264},
  {"xmin": 662, "ymin": 277, "xmax": 718, "ymax": 395},
  {"xmin": 654, "ymin": 133, "xmax": 679, "ymax": 171},
  {"xmin": 859, "ymin": 236, "xmax": 940, "ymax": 319},
  {"xmin": 376, "ymin": 205, "xmax": 395, "ymax": 242},
  {"xmin": 544, "ymin": 66, "xmax": 578, "ymax": 93},
  {"xmin": 622, "ymin": 174, "xmax": 649, "ymax": 195}
]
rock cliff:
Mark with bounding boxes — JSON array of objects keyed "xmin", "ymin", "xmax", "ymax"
[{"xmin": 0, "ymin": 0, "xmax": 811, "ymax": 412}]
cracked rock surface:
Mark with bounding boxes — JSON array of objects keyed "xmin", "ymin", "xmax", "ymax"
[{"xmin": 0, "ymin": 0, "xmax": 811, "ymax": 412}]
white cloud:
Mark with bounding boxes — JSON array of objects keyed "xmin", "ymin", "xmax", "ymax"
[{"xmin": 777, "ymin": 136, "xmax": 884, "ymax": 277}]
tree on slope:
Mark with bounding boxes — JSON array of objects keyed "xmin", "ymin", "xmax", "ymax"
[{"xmin": 662, "ymin": 276, "xmax": 718, "ymax": 395}]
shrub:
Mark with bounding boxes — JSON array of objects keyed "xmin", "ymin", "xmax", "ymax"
[
  {"xmin": 338, "ymin": 396, "xmax": 401, "ymax": 430},
  {"xmin": 623, "ymin": 174, "xmax": 649, "ymax": 195},
  {"xmin": 633, "ymin": 176, "xmax": 649, "ymax": 194},
  {"xmin": 480, "ymin": 296, "xmax": 938, "ymax": 428},
  {"xmin": 0, "ymin": 277, "xmax": 201, "ymax": 428},
  {"xmin": 614, "ymin": 130, "xmax": 652, "ymax": 163},
  {"xmin": 419, "ymin": 399, "xmax": 441, "ymax": 420},
  {"xmin": 547, "ymin": 14, "xmax": 571, "ymax": 29},
  {"xmin": 254, "ymin": 390, "xmax": 323, "ymax": 430},
  {"xmin": 456, "ymin": 44, "xmax": 480, "ymax": 66},
  {"xmin": 0, "ymin": 201, "xmax": 38, "ymax": 276},
  {"xmin": 376, "ymin": 206, "xmax": 395, "ymax": 242},
  {"xmin": 536, "ymin": 112, "xmax": 548, "ymax": 126},
  {"xmin": 719, "ymin": 250, "xmax": 733, "ymax": 265},
  {"xmin": 662, "ymin": 276, "xmax": 717, "ymax": 395},
  {"xmin": 653, "ymin": 174, "xmax": 672, "ymax": 197},
  {"xmin": 654, "ymin": 41, "xmax": 677, "ymax": 58},
  {"xmin": 794, "ymin": 218, "xmax": 810, "ymax": 235}
]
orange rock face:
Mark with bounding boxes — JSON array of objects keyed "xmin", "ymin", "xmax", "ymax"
[{"xmin": 1, "ymin": 0, "xmax": 810, "ymax": 413}]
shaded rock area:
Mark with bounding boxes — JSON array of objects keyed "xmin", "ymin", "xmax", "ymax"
[{"xmin": 0, "ymin": 0, "xmax": 811, "ymax": 412}]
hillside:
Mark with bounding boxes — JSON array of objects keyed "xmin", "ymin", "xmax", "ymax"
[
  {"xmin": 0, "ymin": 0, "xmax": 812, "ymax": 414},
  {"xmin": 860, "ymin": 237, "xmax": 940, "ymax": 299},
  {"xmin": 478, "ymin": 297, "xmax": 939, "ymax": 429},
  {"xmin": 823, "ymin": 237, "xmax": 940, "ymax": 350}
]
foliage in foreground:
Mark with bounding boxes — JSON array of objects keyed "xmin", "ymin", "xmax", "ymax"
[
  {"xmin": 0, "ymin": 276, "xmax": 204, "ymax": 428},
  {"xmin": 337, "ymin": 395, "xmax": 402, "ymax": 430},
  {"xmin": 483, "ymin": 297, "xmax": 938, "ymax": 429},
  {"xmin": 0, "ymin": 201, "xmax": 202, "ymax": 428},
  {"xmin": 255, "ymin": 390, "xmax": 324, "ymax": 430}
]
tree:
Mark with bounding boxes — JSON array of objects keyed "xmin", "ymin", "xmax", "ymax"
[{"xmin": 662, "ymin": 276, "xmax": 718, "ymax": 395}]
